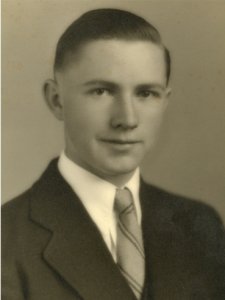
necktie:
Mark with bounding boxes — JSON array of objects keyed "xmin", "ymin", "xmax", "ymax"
[{"xmin": 114, "ymin": 188, "xmax": 145, "ymax": 299}]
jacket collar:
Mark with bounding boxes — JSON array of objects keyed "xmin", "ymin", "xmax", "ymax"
[{"xmin": 30, "ymin": 159, "xmax": 137, "ymax": 300}]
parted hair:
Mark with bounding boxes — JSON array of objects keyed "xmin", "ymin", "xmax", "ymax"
[{"xmin": 54, "ymin": 8, "xmax": 171, "ymax": 83}]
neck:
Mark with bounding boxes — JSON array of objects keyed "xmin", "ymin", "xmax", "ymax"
[
  {"xmin": 64, "ymin": 150, "xmax": 137, "ymax": 188},
  {"xmin": 99, "ymin": 171, "xmax": 136, "ymax": 188}
]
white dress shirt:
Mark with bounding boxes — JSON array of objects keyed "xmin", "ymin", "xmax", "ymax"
[{"xmin": 58, "ymin": 152, "xmax": 142, "ymax": 261}]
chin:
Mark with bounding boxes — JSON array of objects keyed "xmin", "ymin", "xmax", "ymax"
[{"xmin": 102, "ymin": 160, "xmax": 139, "ymax": 176}]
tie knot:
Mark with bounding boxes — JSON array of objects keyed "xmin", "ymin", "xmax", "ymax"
[{"xmin": 114, "ymin": 188, "xmax": 133, "ymax": 215}]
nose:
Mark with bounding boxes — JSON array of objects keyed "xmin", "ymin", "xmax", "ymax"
[{"xmin": 111, "ymin": 95, "xmax": 138, "ymax": 130}]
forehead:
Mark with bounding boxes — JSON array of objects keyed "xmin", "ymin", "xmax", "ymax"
[{"xmin": 59, "ymin": 39, "xmax": 167, "ymax": 86}]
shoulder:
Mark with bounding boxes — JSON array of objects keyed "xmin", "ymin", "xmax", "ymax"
[
  {"xmin": 142, "ymin": 180, "xmax": 222, "ymax": 216},
  {"xmin": 141, "ymin": 180, "xmax": 225, "ymax": 240},
  {"xmin": 2, "ymin": 158, "xmax": 59, "ymax": 238},
  {"xmin": 141, "ymin": 181, "xmax": 225, "ymax": 263},
  {"xmin": 2, "ymin": 189, "xmax": 32, "ymax": 233},
  {"xmin": 2, "ymin": 158, "xmax": 59, "ymax": 208}
]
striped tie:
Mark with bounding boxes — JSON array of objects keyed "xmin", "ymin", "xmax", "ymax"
[{"xmin": 114, "ymin": 188, "xmax": 145, "ymax": 299}]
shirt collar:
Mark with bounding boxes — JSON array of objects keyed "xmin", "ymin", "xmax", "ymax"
[{"xmin": 58, "ymin": 151, "xmax": 141, "ymax": 222}]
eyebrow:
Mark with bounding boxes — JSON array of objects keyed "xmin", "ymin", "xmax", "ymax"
[
  {"xmin": 83, "ymin": 80, "xmax": 166, "ymax": 90},
  {"xmin": 135, "ymin": 83, "xmax": 166, "ymax": 91},
  {"xmin": 83, "ymin": 80, "xmax": 118, "ymax": 89}
]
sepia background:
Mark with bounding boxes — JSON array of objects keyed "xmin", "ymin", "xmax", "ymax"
[{"xmin": 2, "ymin": 0, "xmax": 225, "ymax": 221}]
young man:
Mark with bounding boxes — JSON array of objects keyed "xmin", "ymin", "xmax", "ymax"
[{"xmin": 2, "ymin": 9, "xmax": 225, "ymax": 300}]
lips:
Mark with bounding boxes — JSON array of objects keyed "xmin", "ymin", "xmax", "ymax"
[
  {"xmin": 98, "ymin": 138, "xmax": 142, "ymax": 152},
  {"xmin": 100, "ymin": 138, "xmax": 141, "ymax": 144}
]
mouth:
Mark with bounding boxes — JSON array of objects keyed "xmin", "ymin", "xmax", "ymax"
[
  {"xmin": 100, "ymin": 138, "xmax": 141, "ymax": 145},
  {"xmin": 99, "ymin": 138, "xmax": 142, "ymax": 151}
]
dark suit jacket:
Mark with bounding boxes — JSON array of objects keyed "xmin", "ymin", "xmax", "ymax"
[{"xmin": 2, "ymin": 159, "xmax": 225, "ymax": 300}]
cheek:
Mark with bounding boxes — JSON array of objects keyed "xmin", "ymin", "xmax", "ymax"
[
  {"xmin": 64, "ymin": 94, "xmax": 108, "ymax": 123},
  {"xmin": 143, "ymin": 108, "xmax": 165, "ymax": 130},
  {"xmin": 141, "ymin": 110, "xmax": 165, "ymax": 147},
  {"xmin": 63, "ymin": 104, "xmax": 87, "ymax": 139},
  {"xmin": 64, "ymin": 106, "xmax": 104, "ymax": 142}
]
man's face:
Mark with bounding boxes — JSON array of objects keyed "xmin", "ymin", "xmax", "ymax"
[{"xmin": 56, "ymin": 40, "xmax": 170, "ymax": 184}]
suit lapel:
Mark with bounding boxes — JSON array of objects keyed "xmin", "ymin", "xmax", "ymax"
[{"xmin": 30, "ymin": 160, "xmax": 136, "ymax": 300}]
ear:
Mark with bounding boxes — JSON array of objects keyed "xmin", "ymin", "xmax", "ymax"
[
  {"xmin": 165, "ymin": 86, "xmax": 172, "ymax": 99},
  {"xmin": 43, "ymin": 79, "xmax": 64, "ymax": 121},
  {"xmin": 162, "ymin": 86, "xmax": 172, "ymax": 110}
]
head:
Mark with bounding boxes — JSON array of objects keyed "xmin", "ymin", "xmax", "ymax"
[
  {"xmin": 54, "ymin": 8, "xmax": 171, "ymax": 84},
  {"xmin": 44, "ymin": 8, "xmax": 172, "ymax": 186}
]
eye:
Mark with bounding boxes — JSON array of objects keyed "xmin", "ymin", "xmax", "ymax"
[
  {"xmin": 92, "ymin": 88, "xmax": 110, "ymax": 96},
  {"xmin": 137, "ymin": 90, "xmax": 161, "ymax": 98}
]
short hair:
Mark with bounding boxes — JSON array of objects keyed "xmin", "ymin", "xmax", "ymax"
[{"xmin": 54, "ymin": 8, "xmax": 171, "ymax": 84}]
